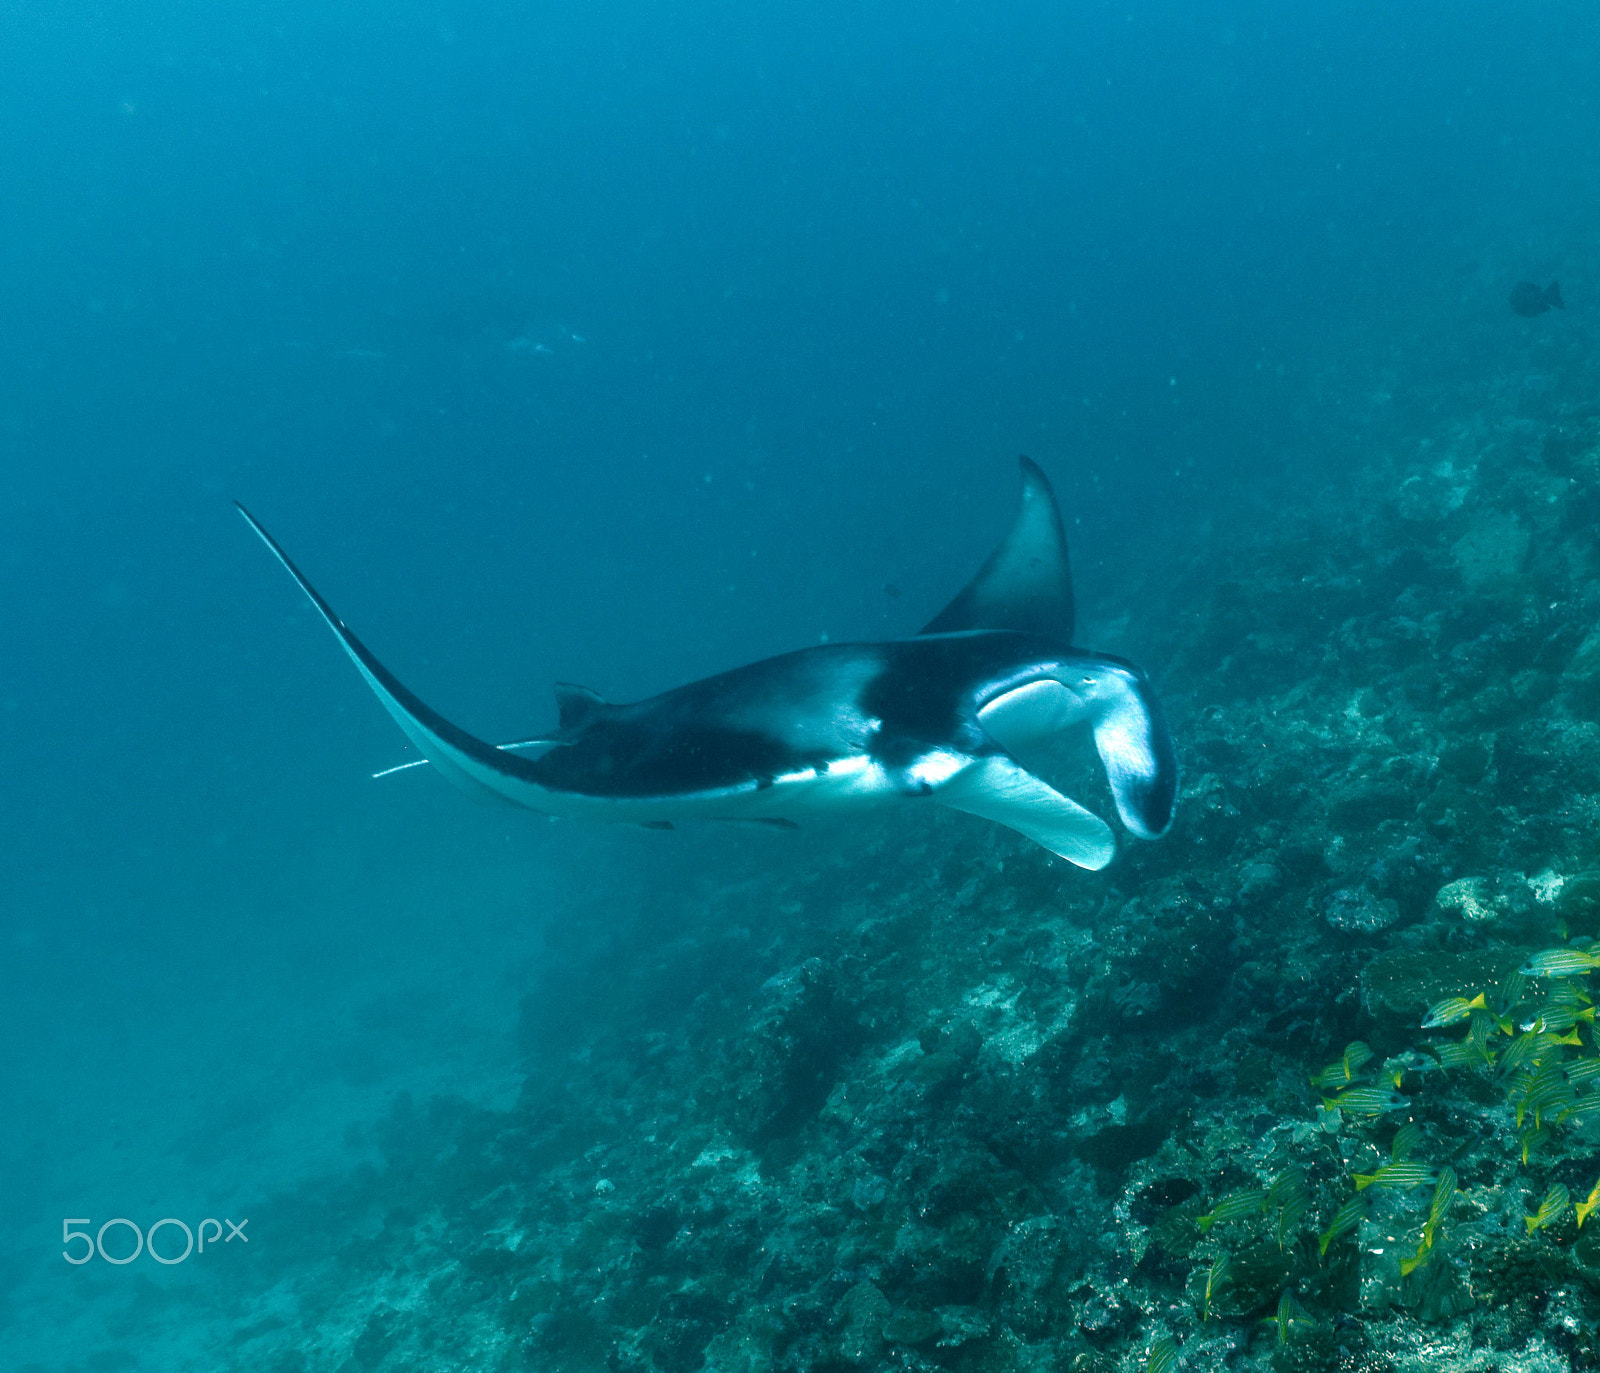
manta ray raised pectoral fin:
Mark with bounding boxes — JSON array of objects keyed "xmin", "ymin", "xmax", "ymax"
[
  {"xmin": 920, "ymin": 456, "xmax": 1074, "ymax": 641},
  {"xmin": 934, "ymin": 753, "xmax": 1116, "ymax": 870},
  {"xmin": 236, "ymin": 503, "xmax": 546, "ymax": 809}
]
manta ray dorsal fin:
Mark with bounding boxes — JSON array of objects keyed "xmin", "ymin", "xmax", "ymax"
[
  {"xmin": 934, "ymin": 753, "xmax": 1114, "ymax": 870},
  {"xmin": 920, "ymin": 456, "xmax": 1074, "ymax": 642},
  {"xmin": 553, "ymin": 682, "xmax": 609, "ymax": 737}
]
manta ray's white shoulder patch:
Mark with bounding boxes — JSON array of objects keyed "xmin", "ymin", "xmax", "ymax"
[{"xmin": 903, "ymin": 749, "xmax": 969, "ymax": 790}]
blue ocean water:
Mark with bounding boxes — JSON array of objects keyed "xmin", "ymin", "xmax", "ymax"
[{"xmin": 2, "ymin": 1, "xmax": 1598, "ymax": 1367}]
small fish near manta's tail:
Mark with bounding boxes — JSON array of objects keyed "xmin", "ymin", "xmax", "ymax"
[{"xmin": 235, "ymin": 503, "xmax": 558, "ymax": 811}]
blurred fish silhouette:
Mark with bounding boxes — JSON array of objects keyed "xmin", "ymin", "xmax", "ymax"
[
  {"xmin": 1509, "ymin": 281, "xmax": 1564, "ymax": 317},
  {"xmin": 238, "ymin": 459, "xmax": 1177, "ymax": 869}
]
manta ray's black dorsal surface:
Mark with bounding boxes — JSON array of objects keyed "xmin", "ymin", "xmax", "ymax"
[{"xmin": 237, "ymin": 457, "xmax": 1176, "ymax": 870}]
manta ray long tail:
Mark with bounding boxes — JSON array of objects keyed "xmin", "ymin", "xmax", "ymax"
[
  {"xmin": 235, "ymin": 504, "xmax": 549, "ymax": 810},
  {"xmin": 371, "ymin": 737, "xmax": 549, "ymax": 781}
]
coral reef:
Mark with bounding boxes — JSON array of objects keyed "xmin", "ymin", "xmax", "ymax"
[{"xmin": 197, "ymin": 385, "xmax": 1600, "ymax": 1372}]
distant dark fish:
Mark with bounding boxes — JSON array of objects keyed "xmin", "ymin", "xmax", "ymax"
[
  {"xmin": 883, "ymin": 582, "xmax": 902, "ymax": 599},
  {"xmin": 1509, "ymin": 281, "xmax": 1564, "ymax": 317}
]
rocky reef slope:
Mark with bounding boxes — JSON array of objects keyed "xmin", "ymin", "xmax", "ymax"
[{"xmin": 216, "ymin": 380, "xmax": 1600, "ymax": 1373}]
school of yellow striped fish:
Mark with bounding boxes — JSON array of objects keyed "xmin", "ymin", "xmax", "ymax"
[{"xmin": 1154, "ymin": 940, "xmax": 1600, "ymax": 1366}]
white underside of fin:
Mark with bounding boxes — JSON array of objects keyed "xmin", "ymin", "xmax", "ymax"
[{"xmin": 935, "ymin": 753, "xmax": 1115, "ymax": 870}]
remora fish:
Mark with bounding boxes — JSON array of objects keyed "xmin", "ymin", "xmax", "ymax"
[{"xmin": 237, "ymin": 459, "xmax": 1177, "ymax": 867}]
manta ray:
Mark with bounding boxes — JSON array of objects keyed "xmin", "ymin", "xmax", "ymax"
[{"xmin": 237, "ymin": 458, "xmax": 1176, "ymax": 869}]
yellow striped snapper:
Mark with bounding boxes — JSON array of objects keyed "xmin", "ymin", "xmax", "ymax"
[
  {"xmin": 1266, "ymin": 1170, "xmax": 1309, "ymax": 1250},
  {"xmin": 1494, "ymin": 969, "xmax": 1529, "ymax": 1017},
  {"xmin": 1421, "ymin": 992, "xmax": 1486, "ymax": 1029},
  {"xmin": 1509, "ymin": 1059, "xmax": 1574, "ymax": 1128},
  {"xmin": 1266, "ymin": 1290, "xmax": 1312, "ymax": 1347},
  {"xmin": 1435, "ymin": 1038, "xmax": 1493, "ymax": 1070},
  {"xmin": 1200, "ymin": 1253, "xmax": 1230, "ymax": 1322},
  {"xmin": 1197, "ymin": 1187, "xmax": 1266, "ymax": 1233},
  {"xmin": 1401, "ymin": 1169, "xmax": 1457, "ymax": 1277},
  {"xmin": 1311, "ymin": 1040, "xmax": 1373, "ymax": 1090},
  {"xmin": 1389, "ymin": 1121, "xmax": 1424, "ymax": 1160},
  {"xmin": 1146, "ymin": 1334, "xmax": 1178, "ymax": 1373},
  {"xmin": 1382, "ymin": 1051, "xmax": 1441, "ymax": 1089},
  {"xmin": 1318, "ymin": 1194, "xmax": 1366, "ymax": 1256},
  {"xmin": 1526, "ymin": 1183, "xmax": 1571, "ymax": 1235},
  {"xmin": 1564, "ymin": 1058, "xmax": 1600, "ymax": 1090},
  {"xmin": 1353, "ymin": 1162, "xmax": 1437, "ymax": 1192},
  {"xmin": 1519, "ymin": 1004, "xmax": 1595, "ymax": 1034},
  {"xmin": 1323, "ymin": 1085, "xmax": 1409, "ymax": 1116},
  {"xmin": 1577, "ymin": 1178, "xmax": 1600, "ymax": 1229},
  {"xmin": 1520, "ymin": 948, "xmax": 1599, "ymax": 978},
  {"xmin": 1499, "ymin": 1028, "xmax": 1581, "ymax": 1077}
]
